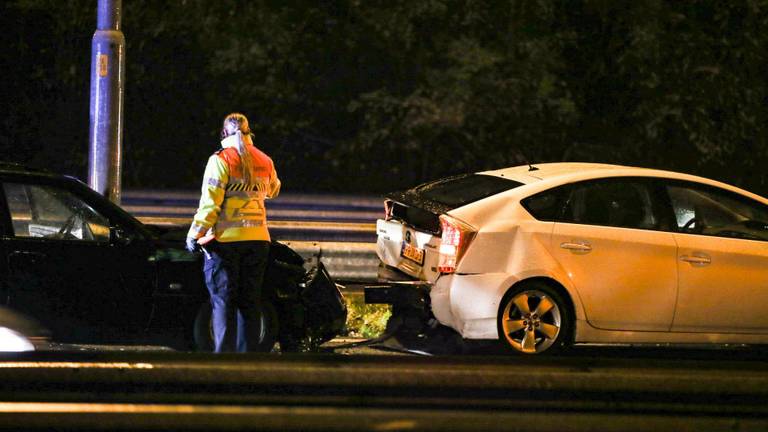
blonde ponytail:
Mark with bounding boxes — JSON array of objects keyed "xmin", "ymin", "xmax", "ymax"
[
  {"xmin": 236, "ymin": 131, "xmax": 253, "ymax": 184},
  {"xmin": 221, "ymin": 113, "xmax": 254, "ymax": 184}
]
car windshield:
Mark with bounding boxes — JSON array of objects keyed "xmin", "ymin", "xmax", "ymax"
[{"xmin": 413, "ymin": 174, "xmax": 523, "ymax": 208}]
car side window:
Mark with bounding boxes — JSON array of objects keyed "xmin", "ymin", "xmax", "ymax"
[
  {"xmin": 666, "ymin": 183, "xmax": 768, "ymax": 241},
  {"xmin": 521, "ymin": 187, "xmax": 570, "ymax": 221},
  {"xmin": 561, "ymin": 180, "xmax": 660, "ymax": 230},
  {"xmin": 3, "ymin": 182, "xmax": 111, "ymax": 242}
]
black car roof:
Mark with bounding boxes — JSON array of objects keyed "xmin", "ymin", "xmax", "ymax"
[
  {"xmin": 0, "ymin": 161, "xmax": 46, "ymax": 173},
  {"xmin": 0, "ymin": 162, "xmax": 78, "ymax": 184},
  {"xmin": 0, "ymin": 161, "xmax": 73, "ymax": 181}
]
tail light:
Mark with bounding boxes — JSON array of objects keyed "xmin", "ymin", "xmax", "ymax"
[
  {"xmin": 438, "ymin": 215, "xmax": 476, "ymax": 273},
  {"xmin": 384, "ymin": 200, "xmax": 393, "ymax": 220}
]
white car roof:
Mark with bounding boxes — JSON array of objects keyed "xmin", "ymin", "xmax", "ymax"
[
  {"xmin": 482, "ymin": 162, "xmax": 623, "ymax": 183},
  {"xmin": 480, "ymin": 162, "xmax": 768, "ymax": 203}
]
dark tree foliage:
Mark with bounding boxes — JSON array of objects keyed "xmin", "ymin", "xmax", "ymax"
[{"xmin": 1, "ymin": 0, "xmax": 767, "ymax": 194}]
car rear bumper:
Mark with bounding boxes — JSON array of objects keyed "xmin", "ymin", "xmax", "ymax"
[
  {"xmin": 367, "ymin": 271, "xmax": 516, "ymax": 341},
  {"xmin": 432, "ymin": 272, "xmax": 519, "ymax": 340}
]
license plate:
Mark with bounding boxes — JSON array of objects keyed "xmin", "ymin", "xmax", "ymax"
[{"xmin": 401, "ymin": 242, "xmax": 425, "ymax": 265}]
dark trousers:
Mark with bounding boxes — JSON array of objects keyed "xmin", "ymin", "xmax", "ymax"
[{"xmin": 202, "ymin": 240, "xmax": 270, "ymax": 352}]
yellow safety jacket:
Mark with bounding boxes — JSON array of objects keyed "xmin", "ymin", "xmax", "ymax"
[{"xmin": 187, "ymin": 134, "xmax": 281, "ymax": 242}]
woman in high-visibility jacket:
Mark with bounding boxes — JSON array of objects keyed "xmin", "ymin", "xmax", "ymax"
[{"xmin": 186, "ymin": 113, "xmax": 281, "ymax": 352}]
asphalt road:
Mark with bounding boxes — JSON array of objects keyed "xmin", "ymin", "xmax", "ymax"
[{"xmin": 0, "ymin": 345, "xmax": 767, "ymax": 431}]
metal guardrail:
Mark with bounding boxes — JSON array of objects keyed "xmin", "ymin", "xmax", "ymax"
[
  {"xmin": 282, "ymin": 241, "xmax": 380, "ymax": 282},
  {"xmin": 123, "ymin": 190, "xmax": 383, "ymax": 222},
  {"xmin": 129, "ymin": 191, "xmax": 382, "ymax": 282}
]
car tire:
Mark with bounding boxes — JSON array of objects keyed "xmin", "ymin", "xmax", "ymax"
[
  {"xmin": 193, "ymin": 301, "xmax": 279, "ymax": 352},
  {"xmin": 497, "ymin": 281, "xmax": 572, "ymax": 355}
]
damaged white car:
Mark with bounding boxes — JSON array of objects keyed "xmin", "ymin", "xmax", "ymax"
[{"xmin": 373, "ymin": 163, "xmax": 768, "ymax": 354}]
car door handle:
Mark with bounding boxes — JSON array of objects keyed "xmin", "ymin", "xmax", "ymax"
[
  {"xmin": 9, "ymin": 250, "xmax": 47, "ymax": 260},
  {"xmin": 560, "ymin": 241, "xmax": 592, "ymax": 253},
  {"xmin": 8, "ymin": 251, "xmax": 47, "ymax": 266},
  {"xmin": 680, "ymin": 253, "xmax": 711, "ymax": 266}
]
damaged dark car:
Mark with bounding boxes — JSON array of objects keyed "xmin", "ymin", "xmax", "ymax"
[{"xmin": 0, "ymin": 162, "xmax": 346, "ymax": 351}]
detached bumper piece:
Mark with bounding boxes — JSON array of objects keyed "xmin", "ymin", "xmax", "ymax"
[
  {"xmin": 364, "ymin": 282, "xmax": 430, "ymax": 306},
  {"xmin": 365, "ymin": 282, "xmax": 434, "ymax": 344}
]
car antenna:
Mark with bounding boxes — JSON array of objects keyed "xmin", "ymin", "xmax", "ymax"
[{"xmin": 516, "ymin": 147, "xmax": 539, "ymax": 172}]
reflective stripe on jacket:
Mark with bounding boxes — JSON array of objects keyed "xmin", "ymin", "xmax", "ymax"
[{"xmin": 187, "ymin": 135, "xmax": 280, "ymax": 242}]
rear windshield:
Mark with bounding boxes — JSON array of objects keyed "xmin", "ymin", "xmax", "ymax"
[{"xmin": 413, "ymin": 174, "xmax": 523, "ymax": 208}]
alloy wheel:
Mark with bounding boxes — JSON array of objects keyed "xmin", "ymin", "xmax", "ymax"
[{"xmin": 500, "ymin": 289, "xmax": 562, "ymax": 354}]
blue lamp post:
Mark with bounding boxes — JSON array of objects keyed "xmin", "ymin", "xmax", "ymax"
[{"xmin": 88, "ymin": 0, "xmax": 124, "ymax": 204}]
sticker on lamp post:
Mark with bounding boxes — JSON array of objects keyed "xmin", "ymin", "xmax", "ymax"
[{"xmin": 98, "ymin": 54, "xmax": 108, "ymax": 77}]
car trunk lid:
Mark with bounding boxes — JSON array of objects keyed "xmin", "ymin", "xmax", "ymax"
[{"xmin": 376, "ymin": 174, "xmax": 524, "ymax": 281}]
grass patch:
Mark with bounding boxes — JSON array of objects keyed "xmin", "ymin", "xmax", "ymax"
[{"xmin": 343, "ymin": 292, "xmax": 391, "ymax": 339}]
